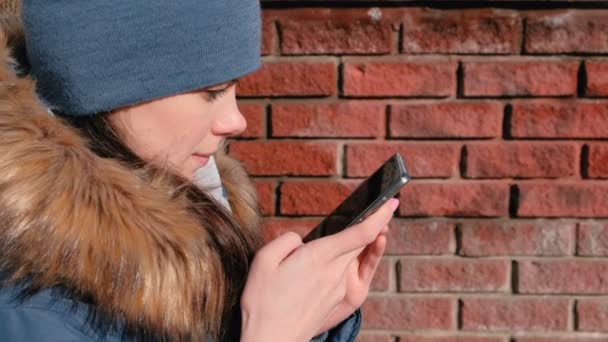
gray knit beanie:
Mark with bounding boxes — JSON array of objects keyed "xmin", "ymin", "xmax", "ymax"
[{"xmin": 21, "ymin": 0, "xmax": 261, "ymax": 116}]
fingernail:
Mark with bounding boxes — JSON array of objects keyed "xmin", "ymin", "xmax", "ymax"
[{"xmin": 389, "ymin": 198, "xmax": 399, "ymax": 211}]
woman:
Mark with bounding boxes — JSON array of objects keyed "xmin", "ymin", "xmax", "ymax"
[{"xmin": 0, "ymin": 0, "xmax": 397, "ymax": 341}]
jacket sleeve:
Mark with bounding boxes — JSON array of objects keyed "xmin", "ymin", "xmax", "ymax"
[
  {"xmin": 0, "ymin": 307, "xmax": 94, "ymax": 342},
  {"xmin": 311, "ymin": 308, "xmax": 362, "ymax": 342}
]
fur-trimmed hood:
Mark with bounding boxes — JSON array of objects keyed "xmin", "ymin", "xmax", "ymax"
[{"xmin": 0, "ymin": 18, "xmax": 262, "ymax": 341}]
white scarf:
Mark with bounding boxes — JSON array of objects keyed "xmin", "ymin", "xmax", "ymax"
[{"xmin": 193, "ymin": 156, "xmax": 232, "ymax": 212}]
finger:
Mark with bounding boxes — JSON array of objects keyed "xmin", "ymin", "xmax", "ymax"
[
  {"xmin": 380, "ymin": 224, "xmax": 389, "ymax": 235},
  {"xmin": 257, "ymin": 231, "xmax": 303, "ymax": 268},
  {"xmin": 334, "ymin": 224, "xmax": 389, "ymax": 268},
  {"xmin": 332, "ymin": 224, "xmax": 391, "ymax": 271},
  {"xmin": 331, "ymin": 245, "xmax": 365, "ymax": 272},
  {"xmin": 358, "ymin": 234, "xmax": 387, "ymax": 285},
  {"xmin": 333, "ymin": 268, "xmax": 349, "ymax": 304},
  {"xmin": 320, "ymin": 198, "xmax": 398, "ymax": 260}
]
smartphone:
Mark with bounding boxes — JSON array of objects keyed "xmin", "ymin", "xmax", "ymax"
[{"xmin": 303, "ymin": 153, "xmax": 410, "ymax": 243}]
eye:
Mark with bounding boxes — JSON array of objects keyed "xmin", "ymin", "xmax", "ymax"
[{"xmin": 206, "ymin": 87, "xmax": 229, "ymax": 101}]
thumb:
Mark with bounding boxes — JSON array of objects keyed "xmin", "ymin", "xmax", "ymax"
[
  {"xmin": 256, "ymin": 231, "xmax": 303, "ymax": 268},
  {"xmin": 322, "ymin": 198, "xmax": 399, "ymax": 260}
]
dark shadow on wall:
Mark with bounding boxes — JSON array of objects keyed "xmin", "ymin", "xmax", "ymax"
[{"xmin": 262, "ymin": 1, "xmax": 608, "ymax": 9}]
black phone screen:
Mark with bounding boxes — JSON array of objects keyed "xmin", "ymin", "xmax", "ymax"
[{"xmin": 303, "ymin": 154, "xmax": 408, "ymax": 243}]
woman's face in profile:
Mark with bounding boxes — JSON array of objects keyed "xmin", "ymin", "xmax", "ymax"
[{"xmin": 108, "ymin": 80, "xmax": 246, "ymax": 179}]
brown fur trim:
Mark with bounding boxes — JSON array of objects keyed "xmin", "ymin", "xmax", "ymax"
[
  {"xmin": 0, "ymin": 1, "xmax": 28, "ymax": 76},
  {"xmin": 215, "ymin": 143, "xmax": 262, "ymax": 235},
  {"xmin": 0, "ymin": 0, "xmax": 20, "ymax": 15},
  {"xmin": 0, "ymin": 25, "xmax": 261, "ymax": 340}
]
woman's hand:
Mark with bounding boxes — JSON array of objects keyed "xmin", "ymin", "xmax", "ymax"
[
  {"xmin": 314, "ymin": 224, "xmax": 389, "ymax": 336},
  {"xmin": 240, "ymin": 198, "xmax": 399, "ymax": 342}
]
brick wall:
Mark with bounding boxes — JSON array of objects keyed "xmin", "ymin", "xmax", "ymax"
[{"xmin": 232, "ymin": 2, "xmax": 608, "ymax": 341}]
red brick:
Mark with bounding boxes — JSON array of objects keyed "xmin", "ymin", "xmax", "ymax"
[
  {"xmin": 461, "ymin": 298, "xmax": 569, "ymax": 332},
  {"xmin": 238, "ymin": 103, "xmax": 265, "ymax": 138},
  {"xmin": 370, "ymin": 259, "xmax": 390, "ymax": 292},
  {"xmin": 254, "ymin": 181, "xmax": 276, "ymax": 216},
  {"xmin": 577, "ymin": 299, "xmax": 608, "ymax": 332},
  {"xmin": 463, "ymin": 61, "xmax": 578, "ymax": 97},
  {"xmin": 343, "ymin": 60, "xmax": 457, "ymax": 97},
  {"xmin": 356, "ymin": 335, "xmax": 393, "ymax": 342},
  {"xmin": 403, "ymin": 9, "xmax": 521, "ymax": 54},
  {"xmin": 578, "ymin": 221, "xmax": 608, "ymax": 256},
  {"xmin": 261, "ymin": 218, "xmax": 320, "ymax": 242},
  {"xmin": 271, "ymin": 102, "xmax": 385, "ymax": 138},
  {"xmin": 362, "ymin": 297, "xmax": 454, "ymax": 330},
  {"xmin": 280, "ymin": 181, "xmax": 358, "ymax": 215},
  {"xmin": 238, "ymin": 61, "xmax": 336, "ymax": 97},
  {"xmin": 519, "ymin": 260, "xmax": 608, "ymax": 294},
  {"xmin": 400, "ymin": 337, "xmax": 504, "ymax": 342},
  {"xmin": 399, "ymin": 182, "xmax": 509, "ymax": 217},
  {"xmin": 588, "ymin": 143, "xmax": 608, "ymax": 178},
  {"xmin": 278, "ymin": 9, "xmax": 394, "ymax": 55},
  {"xmin": 586, "ymin": 61, "xmax": 608, "ymax": 97},
  {"xmin": 389, "ymin": 102, "xmax": 503, "ymax": 138},
  {"xmin": 386, "ymin": 220, "xmax": 455, "ymax": 255},
  {"xmin": 518, "ymin": 183, "xmax": 608, "ymax": 217},
  {"xmin": 525, "ymin": 11, "xmax": 608, "ymax": 54},
  {"xmin": 464, "ymin": 142, "xmax": 578, "ymax": 179},
  {"xmin": 511, "ymin": 101, "xmax": 608, "ymax": 138},
  {"xmin": 398, "ymin": 259, "xmax": 509, "ymax": 292},
  {"xmin": 460, "ymin": 221, "xmax": 575, "ymax": 257},
  {"xmin": 345, "ymin": 142, "xmax": 460, "ymax": 178},
  {"xmin": 516, "ymin": 338, "xmax": 607, "ymax": 342},
  {"xmin": 262, "ymin": 12, "xmax": 275, "ymax": 55},
  {"xmin": 229, "ymin": 141, "xmax": 337, "ymax": 176}
]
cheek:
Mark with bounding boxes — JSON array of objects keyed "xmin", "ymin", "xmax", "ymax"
[
  {"xmin": 125, "ymin": 126, "xmax": 177, "ymax": 164},
  {"xmin": 110, "ymin": 94, "xmax": 214, "ymax": 177},
  {"xmin": 118, "ymin": 114, "xmax": 209, "ymax": 168},
  {"xmin": 167, "ymin": 119, "xmax": 215, "ymax": 177},
  {"xmin": 158, "ymin": 120, "xmax": 210, "ymax": 166}
]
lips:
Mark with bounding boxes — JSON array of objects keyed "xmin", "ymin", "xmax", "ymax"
[
  {"xmin": 193, "ymin": 153, "xmax": 212, "ymax": 158},
  {"xmin": 192, "ymin": 153, "xmax": 212, "ymax": 167}
]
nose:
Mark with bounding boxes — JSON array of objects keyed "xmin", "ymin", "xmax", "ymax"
[{"xmin": 212, "ymin": 102, "xmax": 247, "ymax": 137}]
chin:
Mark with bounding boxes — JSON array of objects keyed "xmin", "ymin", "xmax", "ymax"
[{"xmin": 178, "ymin": 163, "xmax": 197, "ymax": 181}]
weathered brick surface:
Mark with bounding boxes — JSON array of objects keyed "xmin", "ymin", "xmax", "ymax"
[
  {"xmin": 343, "ymin": 60, "xmax": 457, "ymax": 97},
  {"xmin": 235, "ymin": 4, "xmax": 608, "ymax": 340}
]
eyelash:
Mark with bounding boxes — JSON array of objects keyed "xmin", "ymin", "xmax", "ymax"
[{"xmin": 206, "ymin": 87, "xmax": 229, "ymax": 100}]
